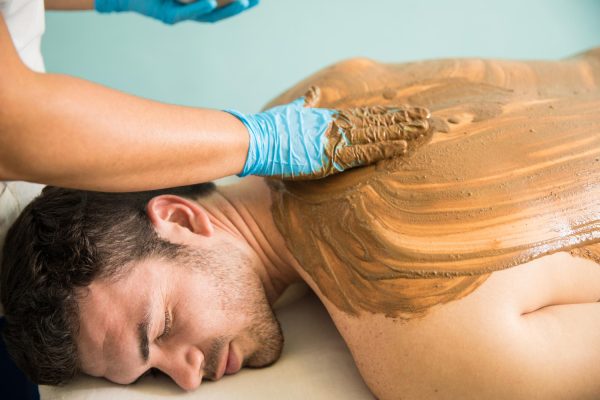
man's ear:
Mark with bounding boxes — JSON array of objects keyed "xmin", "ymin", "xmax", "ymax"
[{"xmin": 146, "ymin": 195, "xmax": 214, "ymax": 237}]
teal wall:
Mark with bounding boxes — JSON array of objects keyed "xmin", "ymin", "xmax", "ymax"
[{"xmin": 42, "ymin": 0, "xmax": 600, "ymax": 112}]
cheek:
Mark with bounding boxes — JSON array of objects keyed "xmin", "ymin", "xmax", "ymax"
[
  {"xmin": 171, "ymin": 246, "xmax": 264, "ymax": 336},
  {"xmin": 174, "ymin": 277, "xmax": 240, "ymax": 336},
  {"xmin": 178, "ymin": 281, "xmax": 263, "ymax": 342}
]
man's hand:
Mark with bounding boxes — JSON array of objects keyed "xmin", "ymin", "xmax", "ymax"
[
  {"xmin": 227, "ymin": 86, "xmax": 433, "ymax": 180},
  {"xmin": 94, "ymin": 0, "xmax": 259, "ymax": 24}
]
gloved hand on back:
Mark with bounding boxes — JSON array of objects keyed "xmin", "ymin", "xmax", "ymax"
[
  {"xmin": 228, "ymin": 86, "xmax": 433, "ymax": 180},
  {"xmin": 95, "ymin": 0, "xmax": 259, "ymax": 24}
]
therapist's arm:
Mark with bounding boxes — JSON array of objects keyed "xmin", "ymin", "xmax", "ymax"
[
  {"xmin": 0, "ymin": 15, "xmax": 248, "ymax": 191},
  {"xmin": 44, "ymin": 0, "xmax": 94, "ymax": 10},
  {"xmin": 43, "ymin": 1, "xmax": 237, "ymax": 11}
]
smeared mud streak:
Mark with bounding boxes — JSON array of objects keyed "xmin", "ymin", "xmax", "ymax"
[{"xmin": 267, "ymin": 50, "xmax": 600, "ymax": 318}]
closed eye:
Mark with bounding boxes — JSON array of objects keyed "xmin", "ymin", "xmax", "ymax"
[{"xmin": 158, "ymin": 310, "xmax": 172, "ymax": 340}]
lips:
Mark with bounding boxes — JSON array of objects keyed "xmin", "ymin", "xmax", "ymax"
[
  {"xmin": 225, "ymin": 342, "xmax": 242, "ymax": 375},
  {"xmin": 213, "ymin": 341, "xmax": 242, "ymax": 380}
]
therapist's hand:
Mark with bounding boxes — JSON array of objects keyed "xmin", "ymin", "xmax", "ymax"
[
  {"xmin": 95, "ymin": 0, "xmax": 258, "ymax": 24},
  {"xmin": 227, "ymin": 86, "xmax": 433, "ymax": 180}
]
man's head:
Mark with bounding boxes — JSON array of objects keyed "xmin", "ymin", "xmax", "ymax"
[{"xmin": 0, "ymin": 184, "xmax": 284, "ymax": 390}]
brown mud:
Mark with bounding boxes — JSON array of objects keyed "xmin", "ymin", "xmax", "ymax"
[{"xmin": 268, "ymin": 50, "xmax": 600, "ymax": 318}]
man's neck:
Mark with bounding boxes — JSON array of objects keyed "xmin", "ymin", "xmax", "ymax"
[{"xmin": 195, "ymin": 177, "xmax": 302, "ymax": 305}]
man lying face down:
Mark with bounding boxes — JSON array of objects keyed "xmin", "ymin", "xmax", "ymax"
[{"xmin": 3, "ymin": 49, "xmax": 600, "ymax": 399}]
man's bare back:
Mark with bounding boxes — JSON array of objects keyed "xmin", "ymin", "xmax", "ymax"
[{"xmin": 267, "ymin": 49, "xmax": 600, "ymax": 399}]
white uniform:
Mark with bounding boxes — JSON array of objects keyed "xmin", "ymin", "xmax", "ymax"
[
  {"xmin": 0, "ymin": 0, "xmax": 46, "ymax": 315},
  {"xmin": 0, "ymin": 0, "xmax": 45, "ymax": 72}
]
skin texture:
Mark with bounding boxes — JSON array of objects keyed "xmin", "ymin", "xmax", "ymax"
[
  {"xmin": 44, "ymin": 0, "xmax": 95, "ymax": 9},
  {"xmin": 267, "ymin": 51, "xmax": 600, "ymax": 319}
]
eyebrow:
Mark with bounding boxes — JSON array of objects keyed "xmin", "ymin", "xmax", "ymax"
[{"xmin": 137, "ymin": 305, "xmax": 152, "ymax": 364}]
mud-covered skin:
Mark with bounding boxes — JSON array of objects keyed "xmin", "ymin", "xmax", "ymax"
[{"xmin": 268, "ymin": 50, "xmax": 600, "ymax": 318}]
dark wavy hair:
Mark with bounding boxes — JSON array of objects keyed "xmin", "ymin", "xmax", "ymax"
[{"xmin": 0, "ymin": 182, "xmax": 215, "ymax": 385}]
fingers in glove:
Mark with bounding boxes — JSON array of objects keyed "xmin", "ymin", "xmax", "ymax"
[
  {"xmin": 344, "ymin": 121, "xmax": 431, "ymax": 144},
  {"xmin": 170, "ymin": 0, "xmax": 217, "ymax": 23},
  {"xmin": 333, "ymin": 105, "xmax": 432, "ymax": 144},
  {"xmin": 195, "ymin": 0, "xmax": 249, "ymax": 22},
  {"xmin": 333, "ymin": 140, "xmax": 410, "ymax": 170}
]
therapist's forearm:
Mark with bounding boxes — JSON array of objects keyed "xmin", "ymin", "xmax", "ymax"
[
  {"xmin": 0, "ymin": 21, "xmax": 248, "ymax": 191},
  {"xmin": 44, "ymin": 0, "xmax": 94, "ymax": 10},
  {"xmin": 2, "ymin": 72, "xmax": 249, "ymax": 191}
]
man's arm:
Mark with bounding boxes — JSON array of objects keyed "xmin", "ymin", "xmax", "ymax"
[
  {"xmin": 44, "ymin": 0, "xmax": 94, "ymax": 10},
  {"xmin": 0, "ymin": 15, "xmax": 249, "ymax": 191}
]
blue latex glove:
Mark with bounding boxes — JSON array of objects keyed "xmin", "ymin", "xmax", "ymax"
[
  {"xmin": 95, "ymin": 0, "xmax": 259, "ymax": 25},
  {"xmin": 195, "ymin": 0, "xmax": 259, "ymax": 23},
  {"xmin": 227, "ymin": 86, "xmax": 432, "ymax": 179}
]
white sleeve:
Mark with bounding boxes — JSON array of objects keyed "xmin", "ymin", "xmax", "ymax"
[{"xmin": 0, "ymin": 0, "xmax": 46, "ymax": 72}]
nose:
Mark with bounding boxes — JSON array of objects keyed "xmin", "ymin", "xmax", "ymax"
[{"xmin": 158, "ymin": 345, "xmax": 204, "ymax": 391}]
